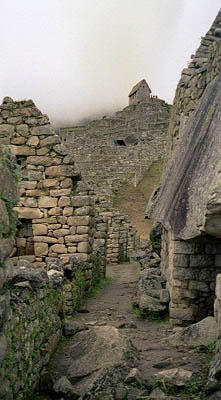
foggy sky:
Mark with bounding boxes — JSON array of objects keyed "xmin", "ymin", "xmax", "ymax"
[{"xmin": 0, "ymin": 1, "xmax": 220, "ymax": 127}]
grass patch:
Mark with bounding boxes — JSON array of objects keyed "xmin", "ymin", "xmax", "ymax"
[
  {"xmin": 130, "ymin": 304, "xmax": 169, "ymax": 324},
  {"xmin": 86, "ymin": 277, "xmax": 113, "ymax": 298}
]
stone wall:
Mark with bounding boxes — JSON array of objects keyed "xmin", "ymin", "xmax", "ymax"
[
  {"xmin": 168, "ymin": 11, "xmax": 221, "ymax": 154},
  {"xmin": 60, "ymin": 98, "xmax": 171, "ymax": 208},
  {"xmin": 160, "ymin": 231, "xmax": 221, "ymax": 326},
  {"xmin": 148, "ymin": 9, "xmax": 221, "ymax": 326}
]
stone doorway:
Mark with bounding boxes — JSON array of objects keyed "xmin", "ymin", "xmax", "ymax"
[{"xmin": 15, "ymin": 219, "xmax": 34, "ymax": 256}]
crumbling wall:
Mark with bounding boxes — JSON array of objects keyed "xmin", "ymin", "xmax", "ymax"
[
  {"xmin": 60, "ymin": 99, "xmax": 171, "ymax": 207},
  {"xmin": 148, "ymin": 9, "xmax": 221, "ymax": 326}
]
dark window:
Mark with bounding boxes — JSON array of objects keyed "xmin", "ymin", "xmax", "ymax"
[{"xmin": 114, "ymin": 139, "xmax": 126, "ymax": 146}]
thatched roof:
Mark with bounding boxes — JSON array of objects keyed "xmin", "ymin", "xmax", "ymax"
[{"xmin": 128, "ymin": 79, "xmax": 151, "ymax": 97}]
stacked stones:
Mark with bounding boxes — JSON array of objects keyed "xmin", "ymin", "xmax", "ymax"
[
  {"xmin": 101, "ymin": 210, "xmax": 138, "ymax": 264},
  {"xmin": 161, "ymin": 235, "xmax": 221, "ymax": 326},
  {"xmin": 0, "ymin": 96, "xmax": 97, "ymax": 268},
  {"xmin": 60, "ymin": 98, "xmax": 171, "ymax": 207},
  {"xmin": 168, "ymin": 10, "xmax": 221, "ymax": 153}
]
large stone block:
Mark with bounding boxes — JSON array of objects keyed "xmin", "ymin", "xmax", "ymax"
[
  {"xmin": 50, "ymin": 244, "xmax": 67, "ymax": 254},
  {"xmin": 32, "ymin": 224, "xmax": 48, "ymax": 236},
  {"xmin": 78, "ymin": 242, "xmax": 91, "ymax": 253},
  {"xmin": 31, "ymin": 125, "xmax": 54, "ymax": 136},
  {"xmin": 65, "ymin": 234, "xmax": 89, "ymax": 243},
  {"xmin": 38, "ymin": 196, "xmax": 58, "ymax": 208},
  {"xmin": 14, "ymin": 207, "xmax": 43, "ymax": 219},
  {"xmin": 189, "ymin": 254, "xmax": 214, "ymax": 268},
  {"xmin": 0, "ymin": 124, "xmax": 14, "ymax": 137},
  {"xmin": 67, "ymin": 216, "xmax": 90, "ymax": 226},
  {"xmin": 173, "ymin": 254, "xmax": 189, "ymax": 267},
  {"xmin": 34, "ymin": 242, "xmax": 48, "ymax": 256},
  {"xmin": 173, "ymin": 241, "xmax": 195, "ymax": 254},
  {"xmin": 26, "ymin": 156, "xmax": 52, "ymax": 166},
  {"xmin": 72, "ymin": 196, "xmax": 90, "ymax": 207}
]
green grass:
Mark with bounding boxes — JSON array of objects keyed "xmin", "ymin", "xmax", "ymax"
[
  {"xmin": 130, "ymin": 304, "xmax": 169, "ymax": 324},
  {"xmin": 86, "ymin": 277, "xmax": 113, "ymax": 298}
]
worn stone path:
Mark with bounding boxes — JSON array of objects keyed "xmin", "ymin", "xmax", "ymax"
[
  {"xmin": 36, "ymin": 262, "xmax": 208, "ymax": 399},
  {"xmin": 75, "ymin": 262, "xmax": 205, "ymax": 385}
]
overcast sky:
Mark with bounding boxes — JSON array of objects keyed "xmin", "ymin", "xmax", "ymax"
[{"xmin": 0, "ymin": 1, "xmax": 220, "ymax": 127}]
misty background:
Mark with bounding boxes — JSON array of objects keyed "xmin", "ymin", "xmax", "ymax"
[{"xmin": 0, "ymin": 0, "xmax": 220, "ymax": 128}]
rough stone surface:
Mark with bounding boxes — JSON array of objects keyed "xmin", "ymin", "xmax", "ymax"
[{"xmin": 44, "ymin": 326, "xmax": 137, "ymax": 398}]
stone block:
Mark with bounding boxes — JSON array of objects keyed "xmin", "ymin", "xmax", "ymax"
[
  {"xmin": 50, "ymin": 244, "xmax": 67, "ymax": 254},
  {"xmin": 74, "ymin": 206, "xmax": 92, "ymax": 216},
  {"xmin": 67, "ymin": 216, "xmax": 90, "ymax": 226},
  {"xmin": 78, "ymin": 242, "xmax": 91, "ymax": 253},
  {"xmin": 174, "ymin": 241, "xmax": 195, "ymax": 254},
  {"xmin": 173, "ymin": 267, "xmax": 198, "ymax": 280},
  {"xmin": 26, "ymin": 156, "xmax": 52, "ymax": 166},
  {"xmin": 31, "ymin": 125, "xmax": 54, "ymax": 136},
  {"xmin": 63, "ymin": 207, "xmax": 73, "ymax": 216},
  {"xmin": 8, "ymin": 145, "xmax": 35, "ymax": 156},
  {"xmin": 14, "ymin": 207, "xmax": 43, "ymax": 219},
  {"xmin": 60, "ymin": 178, "xmax": 72, "ymax": 188},
  {"xmin": 42, "ymin": 178, "xmax": 58, "ymax": 187},
  {"xmin": 38, "ymin": 196, "xmax": 58, "ymax": 208},
  {"xmin": 37, "ymin": 147, "xmax": 49, "ymax": 155},
  {"xmin": 40, "ymin": 135, "xmax": 60, "ymax": 147},
  {"xmin": 34, "ymin": 242, "xmax": 48, "ymax": 256},
  {"xmin": 53, "ymin": 229, "xmax": 70, "ymax": 238},
  {"xmin": 0, "ymin": 124, "xmax": 14, "ymax": 137},
  {"xmin": 70, "ymin": 226, "xmax": 77, "ymax": 234},
  {"xmin": 16, "ymin": 238, "xmax": 26, "ymax": 247},
  {"xmin": 0, "ymin": 238, "xmax": 14, "ymax": 262},
  {"xmin": 27, "ymin": 136, "xmax": 40, "ymax": 146},
  {"xmin": 215, "ymin": 255, "xmax": 221, "ymax": 267},
  {"xmin": 188, "ymin": 280, "xmax": 209, "ymax": 292},
  {"xmin": 48, "ymin": 207, "xmax": 62, "ymax": 216},
  {"xmin": 16, "ymin": 124, "xmax": 29, "ymax": 136},
  {"xmin": 50, "ymin": 189, "xmax": 71, "ymax": 197},
  {"xmin": 58, "ymin": 196, "xmax": 70, "ymax": 207},
  {"xmin": 169, "ymin": 305, "xmax": 195, "ymax": 321},
  {"xmin": 71, "ymin": 253, "xmax": 89, "ymax": 262},
  {"xmin": 11, "ymin": 136, "xmax": 26, "ymax": 144},
  {"xmin": 189, "ymin": 254, "xmax": 214, "ymax": 268},
  {"xmin": 216, "ymin": 274, "xmax": 221, "ymax": 301},
  {"xmin": 72, "ymin": 195, "xmax": 90, "ymax": 207},
  {"xmin": 34, "ymin": 236, "xmax": 58, "ymax": 243},
  {"xmin": 65, "ymin": 234, "xmax": 89, "ymax": 243},
  {"xmin": 67, "ymin": 246, "xmax": 77, "ymax": 253},
  {"xmin": 45, "ymin": 165, "xmax": 80, "ymax": 178},
  {"xmin": 173, "ymin": 254, "xmax": 189, "ymax": 267}
]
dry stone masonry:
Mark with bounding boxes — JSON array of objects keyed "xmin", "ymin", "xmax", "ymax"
[
  {"xmin": 148, "ymin": 9, "xmax": 221, "ymax": 327},
  {"xmin": 60, "ymin": 97, "xmax": 171, "ymax": 208}
]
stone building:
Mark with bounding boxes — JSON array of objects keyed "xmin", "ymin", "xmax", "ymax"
[
  {"xmin": 147, "ymin": 10, "xmax": 221, "ymax": 327},
  {"xmin": 60, "ymin": 94, "xmax": 171, "ymax": 211},
  {"xmin": 128, "ymin": 79, "xmax": 151, "ymax": 105}
]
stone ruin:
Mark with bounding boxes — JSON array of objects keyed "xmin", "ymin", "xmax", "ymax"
[
  {"xmin": 145, "ymin": 9, "xmax": 221, "ymax": 398},
  {"xmin": 60, "ymin": 94, "xmax": 171, "ymax": 208},
  {"xmin": 0, "ymin": 96, "xmax": 139, "ymax": 399}
]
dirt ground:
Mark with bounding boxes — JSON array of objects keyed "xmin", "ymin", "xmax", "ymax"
[
  {"xmin": 36, "ymin": 262, "xmax": 210, "ymax": 399},
  {"xmin": 73, "ymin": 262, "xmax": 210, "ymax": 398}
]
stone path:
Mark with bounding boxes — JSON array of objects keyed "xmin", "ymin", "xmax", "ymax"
[{"xmin": 75, "ymin": 262, "xmax": 205, "ymax": 385}]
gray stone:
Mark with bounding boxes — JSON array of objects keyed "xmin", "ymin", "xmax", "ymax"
[
  {"xmin": 53, "ymin": 376, "xmax": 80, "ymax": 399},
  {"xmin": 46, "ymin": 326, "xmax": 137, "ymax": 397},
  {"xmin": 63, "ymin": 319, "xmax": 89, "ymax": 336},
  {"xmin": 155, "ymin": 368, "xmax": 192, "ymax": 387},
  {"xmin": 125, "ymin": 368, "xmax": 145, "ymax": 386},
  {"xmin": 0, "ymin": 238, "xmax": 14, "ymax": 263},
  {"xmin": 149, "ymin": 387, "xmax": 167, "ymax": 399},
  {"xmin": 165, "ymin": 317, "xmax": 217, "ymax": 346}
]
